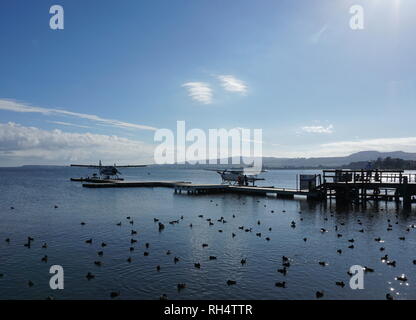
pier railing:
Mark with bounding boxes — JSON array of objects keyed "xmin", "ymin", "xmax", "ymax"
[{"xmin": 322, "ymin": 169, "xmax": 416, "ymax": 185}]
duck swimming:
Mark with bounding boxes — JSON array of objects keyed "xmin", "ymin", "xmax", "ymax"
[
  {"xmin": 396, "ymin": 274, "xmax": 407, "ymax": 282},
  {"xmin": 386, "ymin": 260, "xmax": 396, "ymax": 267},
  {"xmin": 277, "ymin": 267, "xmax": 287, "ymax": 275},
  {"xmin": 363, "ymin": 266, "xmax": 374, "ymax": 273},
  {"xmin": 86, "ymin": 272, "xmax": 95, "ymax": 280},
  {"xmin": 177, "ymin": 283, "xmax": 186, "ymax": 290}
]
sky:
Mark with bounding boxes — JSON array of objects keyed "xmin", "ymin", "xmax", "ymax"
[{"xmin": 0, "ymin": 0, "xmax": 415, "ymax": 166}]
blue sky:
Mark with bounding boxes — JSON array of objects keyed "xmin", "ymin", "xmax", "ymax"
[{"xmin": 0, "ymin": 0, "xmax": 415, "ymax": 165}]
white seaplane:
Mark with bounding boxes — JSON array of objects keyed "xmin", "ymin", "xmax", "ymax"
[
  {"xmin": 70, "ymin": 161, "xmax": 146, "ymax": 181},
  {"xmin": 206, "ymin": 168, "xmax": 266, "ymax": 186}
]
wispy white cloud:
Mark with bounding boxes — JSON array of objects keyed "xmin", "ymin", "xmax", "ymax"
[
  {"xmin": 266, "ymin": 136, "xmax": 416, "ymax": 158},
  {"xmin": 301, "ymin": 124, "xmax": 334, "ymax": 134},
  {"xmin": 217, "ymin": 75, "xmax": 247, "ymax": 94},
  {"xmin": 0, "ymin": 99, "xmax": 157, "ymax": 131},
  {"xmin": 47, "ymin": 121, "xmax": 92, "ymax": 129},
  {"xmin": 182, "ymin": 82, "xmax": 213, "ymax": 104},
  {"xmin": 309, "ymin": 25, "xmax": 328, "ymax": 44},
  {"xmin": 0, "ymin": 122, "xmax": 155, "ymax": 166},
  {"xmin": 319, "ymin": 137, "xmax": 416, "ymax": 155}
]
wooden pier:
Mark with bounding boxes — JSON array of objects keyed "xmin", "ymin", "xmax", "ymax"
[
  {"xmin": 80, "ymin": 180, "xmax": 321, "ymax": 199},
  {"xmin": 75, "ymin": 169, "xmax": 416, "ymax": 210},
  {"xmin": 82, "ymin": 181, "xmax": 188, "ymax": 188},
  {"xmin": 71, "ymin": 178, "xmax": 124, "ymax": 183},
  {"xmin": 320, "ymin": 169, "xmax": 416, "ymax": 210}
]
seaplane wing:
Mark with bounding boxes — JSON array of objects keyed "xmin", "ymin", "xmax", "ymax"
[
  {"xmin": 112, "ymin": 165, "xmax": 147, "ymax": 168},
  {"xmin": 70, "ymin": 164, "xmax": 101, "ymax": 168},
  {"xmin": 70, "ymin": 163, "xmax": 147, "ymax": 168},
  {"xmin": 203, "ymin": 168, "xmax": 245, "ymax": 172}
]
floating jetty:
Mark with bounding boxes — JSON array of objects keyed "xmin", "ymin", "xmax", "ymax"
[
  {"xmin": 71, "ymin": 177, "xmax": 124, "ymax": 183},
  {"xmin": 173, "ymin": 183, "xmax": 321, "ymax": 199},
  {"xmin": 74, "ymin": 169, "xmax": 416, "ymax": 209},
  {"xmin": 82, "ymin": 181, "xmax": 188, "ymax": 188},
  {"xmin": 79, "ymin": 180, "xmax": 321, "ymax": 199}
]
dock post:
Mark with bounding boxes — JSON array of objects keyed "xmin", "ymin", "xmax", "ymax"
[
  {"xmin": 361, "ymin": 187, "xmax": 367, "ymax": 209},
  {"xmin": 403, "ymin": 176, "xmax": 411, "ymax": 211}
]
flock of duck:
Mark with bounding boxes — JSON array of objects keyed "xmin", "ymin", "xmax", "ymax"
[{"xmin": 3, "ymin": 200, "xmax": 416, "ymax": 300}]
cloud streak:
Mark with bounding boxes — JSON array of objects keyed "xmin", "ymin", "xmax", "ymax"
[
  {"xmin": 217, "ymin": 75, "xmax": 247, "ymax": 94},
  {"xmin": 0, "ymin": 99, "xmax": 157, "ymax": 131},
  {"xmin": 182, "ymin": 82, "xmax": 213, "ymax": 104},
  {"xmin": 0, "ymin": 122, "xmax": 155, "ymax": 166},
  {"xmin": 301, "ymin": 124, "xmax": 334, "ymax": 134},
  {"xmin": 309, "ymin": 25, "xmax": 328, "ymax": 44},
  {"xmin": 47, "ymin": 121, "xmax": 92, "ymax": 129}
]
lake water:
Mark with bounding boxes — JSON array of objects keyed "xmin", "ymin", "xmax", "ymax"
[{"xmin": 0, "ymin": 166, "xmax": 415, "ymax": 300}]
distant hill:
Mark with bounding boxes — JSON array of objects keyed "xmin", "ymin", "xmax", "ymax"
[
  {"xmin": 164, "ymin": 151, "xmax": 416, "ymax": 169},
  {"xmin": 261, "ymin": 151, "xmax": 416, "ymax": 169},
  {"xmin": 343, "ymin": 157, "xmax": 416, "ymax": 170}
]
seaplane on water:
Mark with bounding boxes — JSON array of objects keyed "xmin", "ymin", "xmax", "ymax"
[
  {"xmin": 206, "ymin": 168, "xmax": 266, "ymax": 186},
  {"xmin": 70, "ymin": 161, "xmax": 146, "ymax": 181}
]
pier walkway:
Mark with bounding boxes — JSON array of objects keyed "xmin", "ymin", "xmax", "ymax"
[
  {"xmin": 76, "ymin": 169, "xmax": 416, "ymax": 209},
  {"xmin": 81, "ymin": 180, "xmax": 320, "ymax": 199},
  {"xmin": 82, "ymin": 181, "xmax": 188, "ymax": 188}
]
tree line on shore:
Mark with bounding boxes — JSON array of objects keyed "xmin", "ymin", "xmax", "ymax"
[{"xmin": 344, "ymin": 157, "xmax": 416, "ymax": 170}]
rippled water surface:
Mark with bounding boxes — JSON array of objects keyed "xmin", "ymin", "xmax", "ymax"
[{"xmin": 0, "ymin": 166, "xmax": 415, "ymax": 300}]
